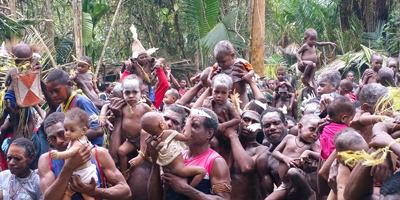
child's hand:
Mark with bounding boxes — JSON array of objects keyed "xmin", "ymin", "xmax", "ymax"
[
  {"xmin": 50, "ymin": 150, "xmax": 59, "ymax": 159},
  {"xmin": 129, "ymin": 155, "xmax": 144, "ymax": 167},
  {"xmin": 330, "ymin": 42, "xmax": 337, "ymax": 48},
  {"xmin": 288, "ymin": 105, "xmax": 292, "ymax": 111},
  {"xmin": 369, "ymin": 131, "xmax": 393, "ymax": 148},
  {"xmin": 242, "ymin": 73, "xmax": 252, "ymax": 82},
  {"xmin": 218, "ymin": 124, "xmax": 226, "ymax": 133},
  {"xmin": 283, "ymin": 157, "xmax": 300, "ymax": 168},
  {"xmin": 106, "ymin": 120, "xmax": 114, "ymax": 131},
  {"xmin": 299, "ymin": 150, "xmax": 311, "ymax": 163},
  {"xmin": 98, "ymin": 117, "xmax": 107, "ymax": 126}
]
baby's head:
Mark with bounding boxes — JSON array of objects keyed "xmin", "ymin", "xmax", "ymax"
[
  {"xmin": 335, "ymin": 128, "xmax": 368, "ymax": 168},
  {"xmin": 387, "ymin": 57, "xmax": 399, "ymax": 75},
  {"xmin": 370, "ymin": 52, "xmax": 383, "ymax": 72},
  {"xmin": 346, "ymin": 71, "xmax": 355, "ymax": 82},
  {"xmin": 327, "ymin": 96, "xmax": 355, "ymax": 126},
  {"xmin": 141, "ymin": 112, "xmax": 167, "ymax": 136},
  {"xmin": 276, "ymin": 66, "xmax": 286, "ymax": 81},
  {"xmin": 212, "ymin": 74, "xmax": 233, "ymax": 105},
  {"xmin": 358, "ymin": 83, "xmax": 388, "ymax": 114},
  {"xmin": 77, "ymin": 56, "xmax": 91, "ymax": 74},
  {"xmin": 164, "ymin": 89, "xmax": 179, "ymax": 105},
  {"xmin": 317, "ymin": 70, "xmax": 341, "ymax": 96},
  {"xmin": 121, "ymin": 74, "xmax": 143, "ymax": 106},
  {"xmin": 214, "ymin": 40, "xmax": 235, "ymax": 70},
  {"xmin": 377, "ymin": 67, "xmax": 395, "ymax": 87},
  {"xmin": 304, "ymin": 28, "xmax": 318, "ymax": 46},
  {"xmin": 297, "ymin": 114, "xmax": 320, "ymax": 144},
  {"xmin": 64, "ymin": 108, "xmax": 90, "ymax": 140},
  {"xmin": 12, "ymin": 43, "xmax": 33, "ymax": 65},
  {"xmin": 338, "ymin": 79, "xmax": 353, "ymax": 95},
  {"xmin": 112, "ymin": 83, "xmax": 123, "ymax": 98}
]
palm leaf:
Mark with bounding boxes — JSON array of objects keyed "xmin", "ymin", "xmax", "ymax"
[{"xmin": 82, "ymin": 12, "xmax": 93, "ymax": 47}]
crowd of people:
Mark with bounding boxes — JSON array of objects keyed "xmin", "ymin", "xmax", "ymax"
[{"xmin": 1, "ymin": 27, "xmax": 400, "ymax": 200}]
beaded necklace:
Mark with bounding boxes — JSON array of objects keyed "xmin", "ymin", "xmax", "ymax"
[{"xmin": 8, "ymin": 170, "xmax": 33, "ymax": 200}]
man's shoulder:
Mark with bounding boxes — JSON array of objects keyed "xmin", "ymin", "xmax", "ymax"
[{"xmin": 75, "ymin": 94, "xmax": 92, "ymax": 104}]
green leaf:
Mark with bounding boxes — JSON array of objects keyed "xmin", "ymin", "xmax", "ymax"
[
  {"xmin": 91, "ymin": 4, "xmax": 110, "ymax": 26},
  {"xmin": 174, "ymin": 3, "xmax": 179, "ymax": 11},
  {"xmin": 82, "ymin": 12, "xmax": 93, "ymax": 47}
]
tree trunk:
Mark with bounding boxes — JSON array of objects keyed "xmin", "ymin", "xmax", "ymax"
[
  {"xmin": 45, "ymin": 0, "xmax": 55, "ymax": 66},
  {"xmin": 9, "ymin": 0, "xmax": 16, "ymax": 19},
  {"xmin": 72, "ymin": 0, "xmax": 83, "ymax": 58},
  {"xmin": 250, "ymin": 0, "xmax": 265, "ymax": 76}
]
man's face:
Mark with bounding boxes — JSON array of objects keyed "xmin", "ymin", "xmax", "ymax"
[
  {"xmin": 346, "ymin": 73, "xmax": 355, "ymax": 82},
  {"xmin": 180, "ymin": 80, "xmax": 187, "ymax": 88},
  {"xmin": 216, "ymin": 53, "xmax": 235, "ymax": 69},
  {"xmin": 163, "ymin": 109, "xmax": 184, "ymax": 132},
  {"xmin": 240, "ymin": 111, "xmax": 260, "ymax": 139},
  {"xmin": 186, "ymin": 115, "xmax": 208, "ymax": 147},
  {"xmin": 137, "ymin": 53, "xmax": 148, "ymax": 65},
  {"xmin": 262, "ymin": 111, "xmax": 287, "ymax": 145},
  {"xmin": 122, "ymin": 80, "xmax": 141, "ymax": 106},
  {"xmin": 7, "ymin": 145, "xmax": 30, "ymax": 176},
  {"xmin": 106, "ymin": 85, "xmax": 113, "ymax": 93},
  {"xmin": 47, "ymin": 80, "xmax": 71, "ymax": 105},
  {"xmin": 268, "ymin": 80, "xmax": 276, "ymax": 90},
  {"xmin": 371, "ymin": 56, "xmax": 383, "ymax": 72},
  {"xmin": 212, "ymin": 85, "xmax": 229, "ymax": 105},
  {"xmin": 46, "ymin": 122, "xmax": 69, "ymax": 151},
  {"xmin": 317, "ymin": 80, "xmax": 335, "ymax": 96},
  {"xmin": 276, "ymin": 70, "xmax": 286, "ymax": 81}
]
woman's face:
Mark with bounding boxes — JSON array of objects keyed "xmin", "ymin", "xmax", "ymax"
[{"xmin": 7, "ymin": 145, "xmax": 31, "ymax": 177}]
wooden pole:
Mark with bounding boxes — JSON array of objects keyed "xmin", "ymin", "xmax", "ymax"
[
  {"xmin": 250, "ymin": 0, "xmax": 265, "ymax": 76},
  {"xmin": 72, "ymin": 0, "xmax": 83, "ymax": 58}
]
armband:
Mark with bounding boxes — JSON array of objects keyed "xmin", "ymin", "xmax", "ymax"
[{"xmin": 210, "ymin": 182, "xmax": 232, "ymax": 194}]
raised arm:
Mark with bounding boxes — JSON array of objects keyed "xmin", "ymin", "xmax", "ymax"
[
  {"xmin": 245, "ymin": 78, "xmax": 265, "ymax": 101},
  {"xmin": 51, "ymin": 146, "xmax": 80, "ymax": 159},
  {"xmin": 192, "ymin": 87, "xmax": 212, "ymax": 108},
  {"xmin": 360, "ymin": 113, "xmax": 393, "ymax": 126},
  {"xmin": 170, "ymin": 73, "xmax": 180, "ymax": 90},
  {"xmin": 177, "ymin": 82, "xmax": 203, "ymax": 106},
  {"xmin": 316, "ymin": 42, "xmax": 337, "ymax": 48},
  {"xmin": 295, "ymin": 44, "xmax": 307, "ymax": 63},
  {"xmin": 343, "ymin": 162, "xmax": 376, "ymax": 200},
  {"xmin": 226, "ymin": 127, "xmax": 255, "ymax": 173}
]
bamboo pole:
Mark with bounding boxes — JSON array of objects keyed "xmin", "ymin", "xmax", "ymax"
[
  {"xmin": 94, "ymin": 0, "xmax": 124, "ymax": 78},
  {"xmin": 250, "ymin": 0, "xmax": 265, "ymax": 76},
  {"xmin": 72, "ymin": 0, "xmax": 83, "ymax": 58}
]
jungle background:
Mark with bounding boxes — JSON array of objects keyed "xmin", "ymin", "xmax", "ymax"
[{"xmin": 0, "ymin": 0, "xmax": 399, "ymax": 84}]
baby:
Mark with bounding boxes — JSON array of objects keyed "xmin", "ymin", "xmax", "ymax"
[
  {"xmin": 141, "ymin": 112, "xmax": 206, "ymax": 187},
  {"xmin": 50, "ymin": 108, "xmax": 98, "ymax": 200},
  {"xmin": 267, "ymin": 114, "xmax": 321, "ymax": 200},
  {"xmin": 327, "ymin": 128, "xmax": 368, "ymax": 200},
  {"xmin": 272, "ymin": 85, "xmax": 296, "ymax": 120},
  {"xmin": 320, "ymin": 96, "xmax": 355, "ymax": 161},
  {"xmin": 203, "ymin": 74, "xmax": 241, "ymax": 133},
  {"xmin": 387, "ymin": 57, "xmax": 400, "ymax": 86},
  {"xmin": 360, "ymin": 53, "xmax": 383, "ymax": 85},
  {"xmin": 377, "ymin": 67, "xmax": 395, "ymax": 87},
  {"xmin": 159, "ymin": 89, "xmax": 179, "ymax": 112},
  {"xmin": 69, "ymin": 56, "xmax": 99, "ymax": 94},
  {"xmin": 338, "ymin": 79, "xmax": 356, "ymax": 102},
  {"xmin": 296, "ymin": 28, "xmax": 337, "ymax": 89}
]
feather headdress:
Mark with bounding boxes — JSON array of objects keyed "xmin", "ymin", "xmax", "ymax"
[{"xmin": 130, "ymin": 25, "xmax": 158, "ymax": 59}]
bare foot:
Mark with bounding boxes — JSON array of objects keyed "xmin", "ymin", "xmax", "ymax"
[
  {"xmin": 308, "ymin": 78, "xmax": 314, "ymax": 88},
  {"xmin": 301, "ymin": 76, "xmax": 309, "ymax": 87},
  {"xmin": 129, "ymin": 156, "xmax": 144, "ymax": 167}
]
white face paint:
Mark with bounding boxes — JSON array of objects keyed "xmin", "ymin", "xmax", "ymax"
[{"xmin": 122, "ymin": 79, "xmax": 141, "ymax": 103}]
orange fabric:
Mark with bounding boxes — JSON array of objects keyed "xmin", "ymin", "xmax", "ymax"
[
  {"xmin": 20, "ymin": 73, "xmax": 36, "ymax": 88},
  {"xmin": 244, "ymin": 62, "xmax": 253, "ymax": 70},
  {"xmin": 23, "ymin": 90, "xmax": 40, "ymax": 105}
]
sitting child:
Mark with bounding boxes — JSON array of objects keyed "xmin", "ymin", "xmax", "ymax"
[
  {"xmin": 338, "ymin": 79, "xmax": 356, "ymax": 102},
  {"xmin": 70, "ymin": 56, "xmax": 99, "ymax": 94},
  {"xmin": 159, "ymin": 89, "xmax": 179, "ymax": 112},
  {"xmin": 267, "ymin": 114, "xmax": 321, "ymax": 200},
  {"xmin": 275, "ymin": 66, "xmax": 293, "ymax": 92},
  {"xmin": 387, "ymin": 57, "xmax": 400, "ymax": 86},
  {"xmin": 141, "ymin": 112, "xmax": 206, "ymax": 187},
  {"xmin": 359, "ymin": 53, "xmax": 383, "ymax": 85},
  {"xmin": 272, "ymin": 85, "xmax": 296, "ymax": 120},
  {"xmin": 320, "ymin": 96, "xmax": 355, "ymax": 161},
  {"xmin": 296, "ymin": 28, "xmax": 337, "ymax": 89},
  {"xmin": 377, "ymin": 67, "xmax": 395, "ymax": 87},
  {"xmin": 327, "ymin": 128, "xmax": 368, "ymax": 200},
  {"xmin": 50, "ymin": 108, "xmax": 98, "ymax": 200}
]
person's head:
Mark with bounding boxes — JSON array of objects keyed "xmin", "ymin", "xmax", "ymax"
[
  {"xmin": 286, "ymin": 116, "xmax": 297, "ymax": 129},
  {"xmin": 12, "ymin": 43, "xmax": 33, "ymax": 65},
  {"xmin": 180, "ymin": 79, "xmax": 187, "ymax": 89},
  {"xmin": 327, "ymin": 96, "xmax": 355, "ymax": 126},
  {"xmin": 317, "ymin": 70, "xmax": 341, "ymax": 96},
  {"xmin": 212, "ymin": 74, "xmax": 233, "ymax": 105},
  {"xmin": 268, "ymin": 78, "xmax": 276, "ymax": 91},
  {"xmin": 276, "ymin": 66, "xmax": 286, "ymax": 81},
  {"xmin": 141, "ymin": 112, "xmax": 167, "ymax": 135},
  {"xmin": 44, "ymin": 112, "xmax": 68, "ymax": 151},
  {"xmin": 359, "ymin": 83, "xmax": 388, "ymax": 113},
  {"xmin": 261, "ymin": 107, "xmax": 288, "ymax": 146},
  {"xmin": 136, "ymin": 52, "xmax": 148, "ymax": 65},
  {"xmin": 304, "ymin": 28, "xmax": 318, "ymax": 46},
  {"xmin": 297, "ymin": 114, "xmax": 320, "ymax": 144},
  {"xmin": 377, "ymin": 67, "xmax": 395, "ymax": 87},
  {"xmin": 164, "ymin": 89, "xmax": 179, "ymax": 105},
  {"xmin": 186, "ymin": 107, "xmax": 218, "ymax": 147},
  {"xmin": 64, "ymin": 108, "xmax": 89, "ymax": 141},
  {"xmin": 346, "ymin": 71, "xmax": 355, "ymax": 82},
  {"xmin": 112, "ymin": 83, "xmax": 123, "ymax": 98},
  {"xmin": 104, "ymin": 82, "xmax": 113, "ymax": 93},
  {"xmin": 214, "ymin": 40, "xmax": 235, "ymax": 69},
  {"xmin": 77, "ymin": 56, "xmax": 91, "ymax": 74},
  {"xmin": 240, "ymin": 106, "xmax": 262, "ymax": 140},
  {"xmin": 288, "ymin": 69, "xmax": 294, "ymax": 75},
  {"xmin": 370, "ymin": 52, "xmax": 383, "ymax": 72},
  {"xmin": 303, "ymin": 101, "xmax": 319, "ymax": 116},
  {"xmin": 277, "ymin": 85, "xmax": 289, "ymax": 98},
  {"xmin": 163, "ymin": 103, "xmax": 186, "ymax": 132},
  {"xmin": 46, "ymin": 69, "xmax": 73, "ymax": 105},
  {"xmin": 387, "ymin": 57, "xmax": 399, "ymax": 75},
  {"xmin": 335, "ymin": 128, "xmax": 368, "ymax": 168},
  {"xmin": 7, "ymin": 138, "xmax": 36, "ymax": 177},
  {"xmin": 380, "ymin": 171, "xmax": 400, "ymax": 199},
  {"xmin": 121, "ymin": 74, "xmax": 143, "ymax": 106},
  {"xmin": 338, "ymin": 79, "xmax": 354, "ymax": 95}
]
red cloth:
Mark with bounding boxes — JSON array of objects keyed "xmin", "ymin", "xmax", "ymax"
[
  {"xmin": 119, "ymin": 70, "xmax": 130, "ymax": 83},
  {"xmin": 0, "ymin": 133, "xmax": 13, "ymax": 171},
  {"xmin": 320, "ymin": 122, "xmax": 348, "ymax": 160},
  {"xmin": 345, "ymin": 93, "xmax": 357, "ymax": 102},
  {"xmin": 154, "ymin": 68, "xmax": 168, "ymax": 109}
]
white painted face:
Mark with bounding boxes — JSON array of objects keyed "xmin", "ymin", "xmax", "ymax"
[{"xmin": 122, "ymin": 79, "xmax": 141, "ymax": 104}]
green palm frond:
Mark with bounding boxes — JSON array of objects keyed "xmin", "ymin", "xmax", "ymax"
[{"xmin": 82, "ymin": 12, "xmax": 93, "ymax": 47}]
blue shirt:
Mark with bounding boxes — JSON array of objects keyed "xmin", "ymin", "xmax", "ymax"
[{"xmin": 56, "ymin": 94, "xmax": 103, "ymax": 146}]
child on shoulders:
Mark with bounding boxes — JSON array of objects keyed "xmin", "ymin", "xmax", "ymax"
[{"xmin": 69, "ymin": 56, "xmax": 99, "ymax": 95}]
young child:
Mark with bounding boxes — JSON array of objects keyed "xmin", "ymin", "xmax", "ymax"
[
  {"xmin": 314, "ymin": 70, "xmax": 341, "ymax": 116},
  {"xmin": 387, "ymin": 57, "xmax": 400, "ymax": 86},
  {"xmin": 272, "ymin": 84, "xmax": 297, "ymax": 120},
  {"xmin": 346, "ymin": 71, "xmax": 359, "ymax": 93},
  {"xmin": 296, "ymin": 28, "xmax": 337, "ymax": 89},
  {"xmin": 377, "ymin": 67, "xmax": 395, "ymax": 87},
  {"xmin": 360, "ymin": 53, "xmax": 383, "ymax": 85},
  {"xmin": 70, "ymin": 56, "xmax": 99, "ymax": 95},
  {"xmin": 140, "ymin": 112, "xmax": 206, "ymax": 187},
  {"xmin": 267, "ymin": 114, "xmax": 321, "ymax": 200},
  {"xmin": 50, "ymin": 108, "xmax": 98, "ymax": 200},
  {"xmin": 116, "ymin": 74, "xmax": 152, "ymax": 179},
  {"xmin": 320, "ymin": 96, "xmax": 355, "ymax": 161},
  {"xmin": 338, "ymin": 79, "xmax": 357, "ymax": 102},
  {"xmin": 350, "ymin": 83, "xmax": 392, "ymax": 143},
  {"xmin": 275, "ymin": 66, "xmax": 293, "ymax": 92},
  {"xmin": 159, "ymin": 89, "xmax": 179, "ymax": 112},
  {"xmin": 327, "ymin": 128, "xmax": 368, "ymax": 200}
]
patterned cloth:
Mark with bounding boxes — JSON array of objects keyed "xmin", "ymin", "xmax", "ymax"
[{"xmin": 0, "ymin": 170, "xmax": 42, "ymax": 200}]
